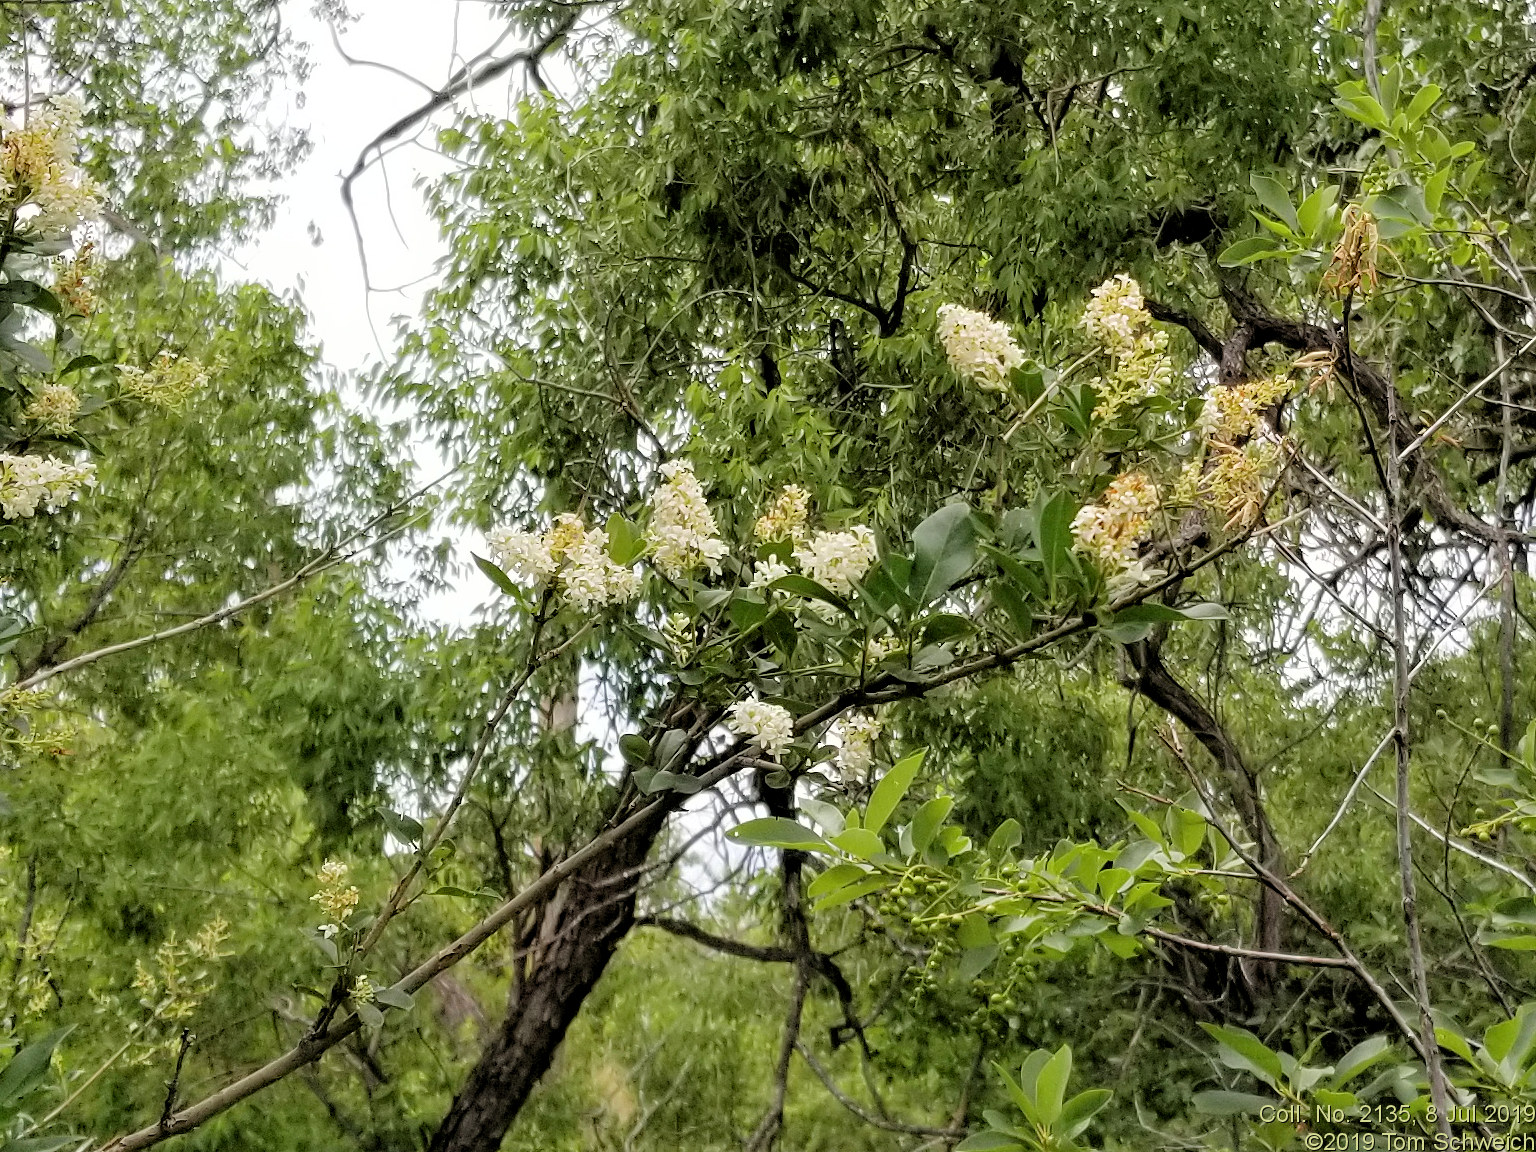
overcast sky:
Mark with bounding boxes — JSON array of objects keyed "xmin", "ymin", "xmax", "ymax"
[{"xmin": 229, "ymin": 0, "xmax": 540, "ymax": 623}]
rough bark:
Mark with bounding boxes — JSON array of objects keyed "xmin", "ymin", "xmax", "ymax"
[{"xmin": 425, "ymin": 803, "xmax": 667, "ymax": 1152}]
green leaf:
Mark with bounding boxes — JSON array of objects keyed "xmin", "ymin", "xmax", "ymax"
[
  {"xmin": 0, "ymin": 1028, "xmax": 73, "ymax": 1109},
  {"xmin": 814, "ymin": 873, "xmax": 889, "ymax": 911},
  {"xmin": 1036, "ymin": 492, "xmax": 1074, "ymax": 592},
  {"xmin": 1296, "ymin": 184, "xmax": 1340, "ymax": 239},
  {"xmin": 473, "ymin": 553, "xmax": 519, "ymax": 596},
  {"xmin": 1034, "ymin": 1045, "xmax": 1072, "ymax": 1126},
  {"xmin": 1331, "ymin": 1036, "xmax": 1393, "ymax": 1087},
  {"xmin": 954, "ymin": 1134, "xmax": 1025, "ymax": 1151},
  {"xmin": 865, "ymin": 749, "xmax": 926, "ymax": 835},
  {"xmin": 1193, "ymin": 1090, "xmax": 1274, "ymax": 1115},
  {"xmin": 798, "ymin": 797, "xmax": 845, "ymax": 836},
  {"xmin": 604, "ymin": 513, "xmax": 644, "ymax": 564},
  {"xmin": 957, "ymin": 944, "xmax": 999, "ymax": 980},
  {"xmin": 957, "ymin": 914, "xmax": 993, "ymax": 950},
  {"xmin": 987, "ymin": 818, "xmax": 1023, "ymax": 856},
  {"xmin": 374, "ymin": 986, "xmax": 414, "ymax": 1011},
  {"xmin": 769, "ymin": 573, "xmax": 854, "ymax": 617},
  {"xmin": 1200, "ymin": 1024, "xmax": 1284, "ymax": 1088},
  {"xmin": 355, "ymin": 1000, "xmax": 386, "ymax": 1029},
  {"xmin": 641, "ymin": 770, "xmax": 704, "ymax": 794},
  {"xmin": 1059, "ymin": 1087, "xmax": 1112, "ymax": 1139},
  {"xmin": 909, "ymin": 796, "xmax": 954, "ymax": 856},
  {"xmin": 727, "ymin": 818, "xmax": 830, "ymax": 852},
  {"xmin": 1402, "ymin": 83, "xmax": 1442, "ymax": 126},
  {"xmin": 619, "ymin": 734, "xmax": 652, "ymax": 766},
  {"xmin": 806, "ymin": 862, "xmax": 867, "ymax": 899},
  {"xmin": 830, "ymin": 827, "xmax": 886, "ymax": 860},
  {"xmin": 1250, "ymin": 174, "xmax": 1300, "ymax": 234},
  {"xmin": 908, "ymin": 503, "xmax": 977, "ymax": 609},
  {"xmin": 1217, "ymin": 236, "xmax": 1286, "ymax": 267}
]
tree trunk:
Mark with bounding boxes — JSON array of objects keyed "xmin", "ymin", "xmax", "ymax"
[{"xmin": 426, "ymin": 804, "xmax": 666, "ymax": 1152}]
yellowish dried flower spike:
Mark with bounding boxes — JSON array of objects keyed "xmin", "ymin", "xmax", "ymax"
[
  {"xmin": 1322, "ymin": 205, "xmax": 1379, "ymax": 299},
  {"xmin": 23, "ymin": 383, "xmax": 82, "ymax": 434},
  {"xmin": 117, "ymin": 351, "xmax": 212, "ymax": 411},
  {"xmin": 754, "ymin": 484, "xmax": 810, "ymax": 543}
]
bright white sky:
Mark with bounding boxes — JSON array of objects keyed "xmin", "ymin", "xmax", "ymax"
[{"xmin": 229, "ymin": 0, "xmax": 539, "ymax": 624}]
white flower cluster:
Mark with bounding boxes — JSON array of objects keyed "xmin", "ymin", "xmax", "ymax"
[
  {"xmin": 1080, "ymin": 274, "xmax": 1174, "ymax": 422},
  {"xmin": 0, "ymin": 93, "xmax": 99, "ymax": 235},
  {"xmin": 936, "ymin": 304, "xmax": 1025, "ymax": 391},
  {"xmin": 727, "ymin": 696, "xmax": 795, "ymax": 755},
  {"xmin": 0, "ymin": 453, "xmax": 94, "ymax": 519},
  {"xmin": 754, "ymin": 484, "xmax": 810, "ymax": 543},
  {"xmin": 488, "ymin": 513, "xmax": 641, "ymax": 611},
  {"xmin": 647, "ymin": 461, "xmax": 728, "ymax": 579},
  {"xmin": 793, "ymin": 526, "xmax": 878, "ymax": 596},
  {"xmin": 833, "ymin": 712, "xmax": 882, "ymax": 778},
  {"xmin": 1070, "ymin": 471, "xmax": 1160, "ymax": 572}
]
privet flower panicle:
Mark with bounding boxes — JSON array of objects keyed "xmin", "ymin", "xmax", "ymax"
[
  {"xmin": 833, "ymin": 712, "xmax": 882, "ymax": 779},
  {"xmin": 936, "ymin": 304, "xmax": 1025, "ymax": 391},
  {"xmin": 749, "ymin": 556, "xmax": 792, "ymax": 589},
  {"xmin": 23, "ymin": 384, "xmax": 81, "ymax": 434},
  {"xmin": 1080, "ymin": 274, "xmax": 1175, "ymax": 422},
  {"xmin": 0, "ymin": 453, "xmax": 94, "ymax": 519},
  {"xmin": 488, "ymin": 514, "xmax": 640, "ymax": 610},
  {"xmin": 488, "ymin": 527, "xmax": 557, "ymax": 583},
  {"xmin": 312, "ymin": 859, "xmax": 360, "ymax": 930},
  {"xmin": 1070, "ymin": 471, "xmax": 1160, "ymax": 572},
  {"xmin": 117, "ymin": 351, "xmax": 212, "ymax": 411},
  {"xmin": 754, "ymin": 485, "xmax": 810, "ymax": 543},
  {"xmin": 727, "ymin": 696, "xmax": 795, "ymax": 756},
  {"xmin": 647, "ymin": 460, "xmax": 728, "ymax": 578},
  {"xmin": 0, "ymin": 93, "xmax": 100, "ymax": 235},
  {"xmin": 793, "ymin": 525, "xmax": 877, "ymax": 596},
  {"xmin": 350, "ymin": 974, "xmax": 376, "ymax": 1003},
  {"xmin": 560, "ymin": 524, "xmax": 642, "ymax": 611},
  {"xmin": 1200, "ymin": 374, "xmax": 1290, "ymax": 442}
]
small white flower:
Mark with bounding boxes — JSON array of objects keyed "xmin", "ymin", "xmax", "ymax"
[
  {"xmin": 749, "ymin": 557, "xmax": 792, "ymax": 589},
  {"xmin": 318, "ymin": 923, "xmax": 338, "ymax": 940},
  {"xmin": 727, "ymin": 696, "xmax": 795, "ymax": 755}
]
